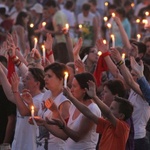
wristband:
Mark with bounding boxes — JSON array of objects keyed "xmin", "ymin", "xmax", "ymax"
[
  {"xmin": 116, "ymin": 60, "xmax": 124, "ymax": 67},
  {"xmin": 46, "ymin": 51, "xmax": 53, "ymax": 58},
  {"xmin": 101, "ymin": 51, "xmax": 110, "ymax": 58}
]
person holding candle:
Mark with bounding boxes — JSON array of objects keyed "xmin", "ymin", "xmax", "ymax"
[{"xmin": 31, "ymin": 62, "xmax": 71, "ymax": 150}]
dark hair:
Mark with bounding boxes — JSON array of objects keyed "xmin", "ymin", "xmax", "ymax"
[
  {"xmin": 15, "ymin": 11, "xmax": 28, "ymax": 27},
  {"xmin": 44, "ymin": 62, "xmax": 68, "ymax": 80},
  {"xmin": 103, "ymin": 80, "xmax": 126, "ymax": 97},
  {"xmin": 74, "ymin": 72, "xmax": 96, "ymax": 100},
  {"xmin": 143, "ymin": 63, "xmax": 150, "ymax": 83},
  {"xmin": 124, "ymin": 0, "xmax": 132, "ymax": 7},
  {"xmin": 45, "ymin": 0, "xmax": 57, "ymax": 8},
  {"xmin": 29, "ymin": 67, "xmax": 45, "ymax": 90},
  {"xmin": 108, "ymin": 4, "xmax": 116, "ymax": 10},
  {"xmin": 80, "ymin": 46, "xmax": 93, "ymax": 59},
  {"xmin": 115, "ymin": 7, "xmax": 126, "ymax": 18},
  {"xmin": 82, "ymin": 3, "xmax": 91, "ymax": 11},
  {"xmin": 114, "ymin": 96, "xmax": 133, "ymax": 120},
  {"xmin": 65, "ymin": 0, "xmax": 74, "ymax": 9}
]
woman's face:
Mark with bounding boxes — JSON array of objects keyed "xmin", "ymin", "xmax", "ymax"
[
  {"xmin": 44, "ymin": 69, "xmax": 63, "ymax": 90},
  {"xmin": 71, "ymin": 78, "xmax": 85, "ymax": 100},
  {"xmin": 102, "ymin": 86, "xmax": 114, "ymax": 107},
  {"xmin": 22, "ymin": 71, "xmax": 37, "ymax": 90},
  {"xmin": 88, "ymin": 47, "xmax": 99, "ymax": 63}
]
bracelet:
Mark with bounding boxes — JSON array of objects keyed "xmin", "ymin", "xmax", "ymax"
[
  {"xmin": 116, "ymin": 60, "xmax": 124, "ymax": 67},
  {"xmin": 34, "ymin": 58, "xmax": 41, "ymax": 63},
  {"xmin": 101, "ymin": 51, "xmax": 110, "ymax": 58},
  {"xmin": 16, "ymin": 61, "xmax": 22, "ymax": 67},
  {"xmin": 46, "ymin": 51, "xmax": 53, "ymax": 58}
]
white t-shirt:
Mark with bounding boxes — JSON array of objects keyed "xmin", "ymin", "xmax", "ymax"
[
  {"xmin": 128, "ymin": 89, "xmax": 150, "ymax": 139},
  {"xmin": 11, "ymin": 93, "xmax": 44, "ymax": 150},
  {"xmin": 37, "ymin": 90, "xmax": 70, "ymax": 150},
  {"xmin": 65, "ymin": 102, "xmax": 101, "ymax": 150}
]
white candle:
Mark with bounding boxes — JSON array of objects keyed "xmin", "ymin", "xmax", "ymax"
[
  {"xmin": 65, "ymin": 23, "xmax": 69, "ymax": 32},
  {"xmin": 31, "ymin": 106, "xmax": 34, "ymax": 118},
  {"xmin": 34, "ymin": 38, "xmax": 37, "ymax": 49},
  {"xmin": 98, "ymin": 51, "xmax": 102, "ymax": 56},
  {"xmin": 122, "ymin": 53, "xmax": 126, "ymax": 60},
  {"xmin": 107, "ymin": 23, "xmax": 112, "ymax": 29},
  {"xmin": 82, "ymin": 54, "xmax": 88, "ymax": 63},
  {"xmin": 64, "ymin": 72, "xmax": 68, "ymax": 88},
  {"xmin": 112, "ymin": 13, "xmax": 116, "ymax": 18},
  {"xmin": 111, "ymin": 34, "xmax": 115, "ymax": 48},
  {"xmin": 137, "ymin": 34, "xmax": 141, "ymax": 42},
  {"xmin": 42, "ymin": 45, "xmax": 46, "ymax": 63},
  {"xmin": 79, "ymin": 24, "xmax": 82, "ymax": 32},
  {"xmin": 31, "ymin": 106, "xmax": 39, "ymax": 136}
]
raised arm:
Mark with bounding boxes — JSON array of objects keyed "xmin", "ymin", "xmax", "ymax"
[
  {"xmin": 111, "ymin": 49, "xmax": 143, "ymax": 97},
  {"xmin": 130, "ymin": 57, "xmax": 150, "ymax": 103}
]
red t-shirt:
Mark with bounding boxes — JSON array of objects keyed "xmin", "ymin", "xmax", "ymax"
[{"xmin": 97, "ymin": 118, "xmax": 130, "ymax": 150}]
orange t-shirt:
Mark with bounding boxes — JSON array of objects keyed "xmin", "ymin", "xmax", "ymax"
[{"xmin": 97, "ymin": 118, "xmax": 130, "ymax": 150}]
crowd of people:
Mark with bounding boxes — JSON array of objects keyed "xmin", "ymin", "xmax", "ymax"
[{"xmin": 0, "ymin": 0, "xmax": 150, "ymax": 150}]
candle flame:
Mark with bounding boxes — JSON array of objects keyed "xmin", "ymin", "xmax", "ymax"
[
  {"xmin": 112, "ymin": 13, "xmax": 115, "ymax": 18},
  {"xmin": 31, "ymin": 106, "xmax": 34, "ymax": 110},
  {"xmin": 42, "ymin": 22, "xmax": 46, "ymax": 27},
  {"xmin": 111, "ymin": 34, "xmax": 115, "ymax": 39},
  {"xmin": 98, "ymin": 51, "xmax": 102, "ymax": 56},
  {"xmin": 30, "ymin": 23, "xmax": 34, "ymax": 28},
  {"xmin": 103, "ymin": 39, "xmax": 107, "ymax": 44},
  {"xmin": 145, "ymin": 11, "xmax": 149, "ymax": 16},
  {"xmin": 136, "ymin": 19, "xmax": 140, "ymax": 23},
  {"xmin": 107, "ymin": 23, "xmax": 111, "ymax": 28},
  {"xmin": 105, "ymin": 2, "xmax": 108, "ymax": 6},
  {"xmin": 122, "ymin": 53, "xmax": 126, "ymax": 60},
  {"xmin": 65, "ymin": 23, "xmax": 69, "ymax": 29},
  {"xmin": 103, "ymin": 16, "xmax": 108, "ymax": 22},
  {"xmin": 64, "ymin": 72, "xmax": 68, "ymax": 77},
  {"xmin": 131, "ymin": 3, "xmax": 134, "ymax": 7},
  {"xmin": 34, "ymin": 37, "xmax": 37, "ymax": 42},
  {"xmin": 79, "ymin": 24, "xmax": 82, "ymax": 29}
]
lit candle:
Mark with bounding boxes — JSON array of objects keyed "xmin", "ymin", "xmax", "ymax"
[
  {"xmin": 30, "ymin": 23, "xmax": 34, "ymax": 28},
  {"xmin": 145, "ymin": 11, "xmax": 149, "ymax": 16},
  {"xmin": 136, "ymin": 19, "xmax": 140, "ymax": 24},
  {"xmin": 122, "ymin": 53, "xmax": 126, "ymax": 60},
  {"xmin": 111, "ymin": 34, "xmax": 115, "ymax": 48},
  {"xmin": 31, "ymin": 106, "xmax": 34, "ymax": 118},
  {"xmin": 64, "ymin": 72, "xmax": 68, "ymax": 88},
  {"xmin": 103, "ymin": 16, "xmax": 108, "ymax": 22},
  {"xmin": 112, "ymin": 13, "xmax": 116, "ymax": 18},
  {"xmin": 82, "ymin": 54, "xmax": 88, "ymax": 63},
  {"xmin": 104, "ymin": 2, "xmax": 108, "ymax": 6},
  {"xmin": 131, "ymin": 3, "xmax": 134, "ymax": 8},
  {"xmin": 79, "ymin": 24, "xmax": 82, "ymax": 32},
  {"xmin": 34, "ymin": 38, "xmax": 37, "ymax": 49},
  {"xmin": 103, "ymin": 39, "xmax": 107, "ymax": 44},
  {"xmin": 42, "ymin": 22, "xmax": 46, "ymax": 28},
  {"xmin": 65, "ymin": 23, "xmax": 69, "ymax": 32},
  {"xmin": 31, "ymin": 106, "xmax": 39, "ymax": 136},
  {"xmin": 42, "ymin": 45, "xmax": 46, "ymax": 63},
  {"xmin": 107, "ymin": 23, "xmax": 112, "ymax": 29},
  {"xmin": 137, "ymin": 34, "xmax": 141, "ymax": 42}
]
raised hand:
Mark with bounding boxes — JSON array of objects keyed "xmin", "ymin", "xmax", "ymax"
[
  {"xmin": 0, "ymin": 41, "xmax": 8, "ymax": 58},
  {"xmin": 63, "ymin": 87, "xmax": 74, "ymax": 100},
  {"xmin": 74, "ymin": 59, "xmax": 85, "ymax": 73},
  {"xmin": 85, "ymin": 80, "xmax": 97, "ymax": 98},
  {"xmin": 73, "ymin": 37, "xmax": 83, "ymax": 60},
  {"xmin": 110, "ymin": 48, "xmax": 122, "ymax": 63},
  {"xmin": 21, "ymin": 89, "xmax": 33, "ymax": 106},
  {"xmin": 45, "ymin": 98, "xmax": 58, "ymax": 112},
  {"xmin": 130, "ymin": 56, "xmax": 144, "ymax": 77},
  {"xmin": 96, "ymin": 38, "xmax": 108, "ymax": 53}
]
